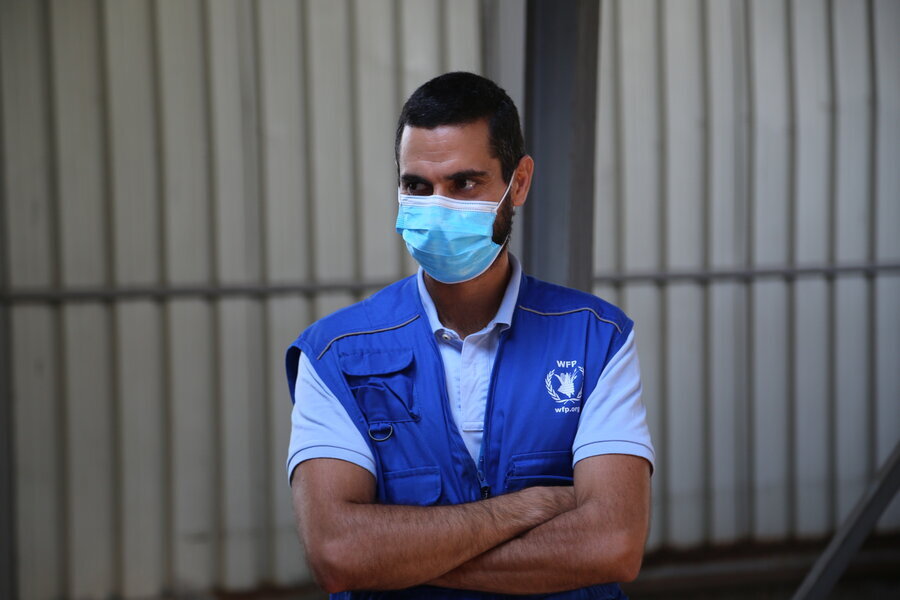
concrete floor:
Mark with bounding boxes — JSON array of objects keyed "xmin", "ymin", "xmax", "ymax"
[
  {"xmin": 623, "ymin": 539, "xmax": 900, "ymax": 600},
  {"xmin": 628, "ymin": 578, "xmax": 900, "ymax": 599}
]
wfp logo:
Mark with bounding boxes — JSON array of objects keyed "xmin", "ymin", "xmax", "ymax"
[{"xmin": 545, "ymin": 360, "xmax": 584, "ymax": 413}]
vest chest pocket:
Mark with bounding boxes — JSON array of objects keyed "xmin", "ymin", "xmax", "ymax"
[
  {"xmin": 339, "ymin": 349, "xmax": 419, "ymax": 430},
  {"xmin": 504, "ymin": 450, "xmax": 574, "ymax": 493},
  {"xmin": 382, "ymin": 465, "xmax": 442, "ymax": 506}
]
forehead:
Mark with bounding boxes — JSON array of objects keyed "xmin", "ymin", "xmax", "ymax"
[{"xmin": 398, "ymin": 120, "xmax": 499, "ymax": 177}]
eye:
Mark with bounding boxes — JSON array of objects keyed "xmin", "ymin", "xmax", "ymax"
[
  {"xmin": 403, "ymin": 181, "xmax": 432, "ymax": 195},
  {"xmin": 453, "ymin": 178, "xmax": 478, "ymax": 194}
]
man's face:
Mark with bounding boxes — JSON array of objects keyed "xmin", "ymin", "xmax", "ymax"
[{"xmin": 398, "ymin": 120, "xmax": 516, "ymax": 244}]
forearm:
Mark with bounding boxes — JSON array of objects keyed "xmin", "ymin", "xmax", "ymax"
[
  {"xmin": 298, "ymin": 483, "xmax": 571, "ymax": 593},
  {"xmin": 430, "ymin": 500, "xmax": 644, "ymax": 594}
]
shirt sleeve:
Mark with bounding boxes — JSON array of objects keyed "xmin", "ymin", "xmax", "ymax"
[
  {"xmin": 572, "ymin": 329, "xmax": 656, "ymax": 472},
  {"xmin": 285, "ymin": 352, "xmax": 377, "ymax": 483}
]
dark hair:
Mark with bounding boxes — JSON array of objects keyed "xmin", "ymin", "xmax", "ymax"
[{"xmin": 394, "ymin": 72, "xmax": 524, "ymax": 183}]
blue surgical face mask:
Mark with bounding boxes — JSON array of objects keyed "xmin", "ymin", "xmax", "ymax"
[{"xmin": 395, "ymin": 176, "xmax": 514, "ymax": 284}]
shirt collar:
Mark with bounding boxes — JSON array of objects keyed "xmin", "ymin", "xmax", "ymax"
[{"xmin": 417, "ymin": 253, "xmax": 523, "ymax": 336}]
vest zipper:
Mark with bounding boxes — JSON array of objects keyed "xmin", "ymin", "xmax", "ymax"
[{"xmin": 477, "ymin": 444, "xmax": 490, "ymax": 499}]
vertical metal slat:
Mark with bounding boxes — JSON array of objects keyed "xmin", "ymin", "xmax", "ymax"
[
  {"xmin": 523, "ymin": 0, "xmax": 598, "ymax": 292},
  {"xmin": 0, "ymin": 4, "xmax": 16, "ymax": 593}
]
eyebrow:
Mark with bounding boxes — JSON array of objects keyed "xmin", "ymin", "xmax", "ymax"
[
  {"xmin": 399, "ymin": 169, "xmax": 491, "ymax": 185},
  {"xmin": 399, "ymin": 173, "xmax": 430, "ymax": 186},
  {"xmin": 445, "ymin": 169, "xmax": 490, "ymax": 181}
]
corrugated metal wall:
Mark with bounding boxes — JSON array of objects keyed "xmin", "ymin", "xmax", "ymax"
[
  {"xmin": 591, "ymin": 0, "xmax": 900, "ymax": 551},
  {"xmin": 1, "ymin": 0, "xmax": 899, "ymax": 599},
  {"xmin": 0, "ymin": 0, "xmax": 481, "ymax": 597}
]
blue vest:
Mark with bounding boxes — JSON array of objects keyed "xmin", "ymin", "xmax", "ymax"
[{"xmin": 286, "ymin": 274, "xmax": 633, "ymax": 600}]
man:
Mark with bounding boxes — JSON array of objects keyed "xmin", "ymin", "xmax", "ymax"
[{"xmin": 285, "ymin": 72, "xmax": 654, "ymax": 599}]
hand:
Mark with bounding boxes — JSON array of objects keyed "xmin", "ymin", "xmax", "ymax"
[{"xmin": 522, "ymin": 485, "xmax": 577, "ymax": 522}]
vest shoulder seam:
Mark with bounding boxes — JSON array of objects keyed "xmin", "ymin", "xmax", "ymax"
[
  {"xmin": 316, "ymin": 314, "xmax": 421, "ymax": 360},
  {"xmin": 517, "ymin": 305, "xmax": 624, "ymax": 334}
]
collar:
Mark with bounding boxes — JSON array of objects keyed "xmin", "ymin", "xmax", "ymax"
[{"xmin": 417, "ymin": 253, "xmax": 523, "ymax": 336}]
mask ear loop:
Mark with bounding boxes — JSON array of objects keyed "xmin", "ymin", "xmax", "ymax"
[
  {"xmin": 493, "ymin": 173, "xmax": 516, "ymax": 249},
  {"xmin": 493, "ymin": 174, "xmax": 516, "ymax": 214}
]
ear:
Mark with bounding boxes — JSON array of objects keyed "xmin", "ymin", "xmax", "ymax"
[{"xmin": 511, "ymin": 155, "xmax": 534, "ymax": 208}]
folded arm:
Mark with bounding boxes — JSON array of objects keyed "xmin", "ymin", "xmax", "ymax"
[
  {"xmin": 429, "ymin": 454, "xmax": 651, "ymax": 594},
  {"xmin": 291, "ymin": 458, "xmax": 576, "ymax": 594}
]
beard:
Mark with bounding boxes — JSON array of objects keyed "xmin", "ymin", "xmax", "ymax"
[{"xmin": 491, "ymin": 194, "xmax": 515, "ymax": 246}]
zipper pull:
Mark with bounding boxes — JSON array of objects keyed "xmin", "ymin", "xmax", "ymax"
[{"xmin": 481, "ymin": 485, "xmax": 491, "ymax": 499}]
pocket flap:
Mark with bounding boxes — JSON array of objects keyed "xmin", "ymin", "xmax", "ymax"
[
  {"xmin": 382, "ymin": 465, "xmax": 442, "ymax": 506},
  {"xmin": 507, "ymin": 450, "xmax": 573, "ymax": 477},
  {"xmin": 505, "ymin": 450, "xmax": 574, "ymax": 492},
  {"xmin": 339, "ymin": 348, "xmax": 414, "ymax": 376}
]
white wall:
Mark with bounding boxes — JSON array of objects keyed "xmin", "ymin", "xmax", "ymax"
[{"xmin": 591, "ymin": 0, "xmax": 900, "ymax": 551}]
